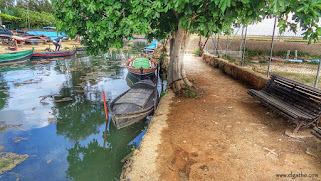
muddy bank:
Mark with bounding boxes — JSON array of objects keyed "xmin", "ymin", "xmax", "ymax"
[{"xmin": 121, "ymin": 90, "xmax": 174, "ymax": 180}]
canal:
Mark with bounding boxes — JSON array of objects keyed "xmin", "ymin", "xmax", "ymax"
[{"xmin": 0, "ymin": 44, "xmax": 164, "ymax": 181}]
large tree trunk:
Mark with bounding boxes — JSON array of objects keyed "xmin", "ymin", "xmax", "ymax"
[{"xmin": 167, "ymin": 27, "xmax": 193, "ymax": 92}]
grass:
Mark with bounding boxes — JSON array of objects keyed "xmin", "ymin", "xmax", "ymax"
[
  {"xmin": 259, "ymin": 60, "xmax": 268, "ymax": 63},
  {"xmin": 306, "ymin": 61, "xmax": 319, "ymax": 65},
  {"xmin": 274, "ymin": 71, "xmax": 315, "ymax": 84},
  {"xmin": 194, "ymin": 48, "xmax": 203, "ymax": 55},
  {"xmin": 64, "ymin": 47, "xmax": 70, "ymax": 50}
]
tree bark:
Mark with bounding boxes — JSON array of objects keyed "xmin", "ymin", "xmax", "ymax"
[{"xmin": 168, "ymin": 27, "xmax": 193, "ymax": 92}]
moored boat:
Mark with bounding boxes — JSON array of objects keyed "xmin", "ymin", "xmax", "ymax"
[
  {"xmin": 0, "ymin": 48, "xmax": 34, "ymax": 64},
  {"xmin": 110, "ymin": 80, "xmax": 158, "ymax": 129},
  {"xmin": 126, "ymin": 53, "xmax": 158, "ymax": 80},
  {"xmin": 31, "ymin": 50, "xmax": 76, "ymax": 59}
]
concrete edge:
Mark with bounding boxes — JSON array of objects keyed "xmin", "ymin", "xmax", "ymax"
[
  {"xmin": 120, "ymin": 89, "xmax": 175, "ymax": 181},
  {"xmin": 202, "ymin": 53, "xmax": 268, "ymax": 90}
]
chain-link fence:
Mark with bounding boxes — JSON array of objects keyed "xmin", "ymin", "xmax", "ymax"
[{"xmin": 188, "ymin": 19, "xmax": 321, "ymax": 88}]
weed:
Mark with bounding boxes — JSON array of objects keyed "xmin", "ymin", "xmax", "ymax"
[
  {"xmin": 306, "ymin": 61, "xmax": 319, "ymax": 65},
  {"xmin": 300, "ymin": 77, "xmax": 313, "ymax": 83},
  {"xmin": 185, "ymin": 92, "xmax": 197, "ymax": 98},
  {"xmin": 194, "ymin": 49, "xmax": 203, "ymax": 55},
  {"xmin": 64, "ymin": 47, "xmax": 70, "ymax": 50},
  {"xmin": 259, "ymin": 60, "xmax": 268, "ymax": 63},
  {"xmin": 160, "ymin": 92, "xmax": 166, "ymax": 99}
]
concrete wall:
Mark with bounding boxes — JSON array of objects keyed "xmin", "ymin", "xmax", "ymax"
[{"xmin": 202, "ymin": 53, "xmax": 268, "ymax": 90}]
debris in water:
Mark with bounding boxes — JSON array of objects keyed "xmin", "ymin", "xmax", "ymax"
[
  {"xmin": 13, "ymin": 137, "xmax": 28, "ymax": 143},
  {"xmin": 54, "ymin": 97, "xmax": 73, "ymax": 103},
  {"xmin": 0, "ymin": 122, "xmax": 22, "ymax": 131},
  {"xmin": 32, "ymin": 107, "xmax": 37, "ymax": 111},
  {"xmin": 0, "ymin": 147, "xmax": 28, "ymax": 173},
  {"xmin": 47, "ymin": 160, "xmax": 52, "ymax": 164}
]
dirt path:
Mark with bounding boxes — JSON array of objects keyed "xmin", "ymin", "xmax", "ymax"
[{"xmin": 155, "ymin": 54, "xmax": 321, "ymax": 180}]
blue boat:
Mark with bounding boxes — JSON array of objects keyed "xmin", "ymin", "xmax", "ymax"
[{"xmin": 25, "ymin": 30, "xmax": 67, "ymax": 40}]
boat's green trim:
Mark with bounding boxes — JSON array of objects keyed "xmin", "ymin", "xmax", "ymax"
[
  {"xmin": 134, "ymin": 57, "xmax": 150, "ymax": 69},
  {"xmin": 0, "ymin": 48, "xmax": 34, "ymax": 62}
]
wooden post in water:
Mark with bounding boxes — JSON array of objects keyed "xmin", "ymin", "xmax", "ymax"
[{"xmin": 103, "ymin": 91, "xmax": 109, "ymax": 149}]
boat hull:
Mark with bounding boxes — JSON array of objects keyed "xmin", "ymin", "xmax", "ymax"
[
  {"xmin": 126, "ymin": 53, "xmax": 158, "ymax": 78},
  {"xmin": 0, "ymin": 48, "xmax": 34, "ymax": 64},
  {"xmin": 110, "ymin": 80, "xmax": 158, "ymax": 129},
  {"xmin": 111, "ymin": 107, "xmax": 153, "ymax": 129},
  {"xmin": 31, "ymin": 51, "xmax": 76, "ymax": 59}
]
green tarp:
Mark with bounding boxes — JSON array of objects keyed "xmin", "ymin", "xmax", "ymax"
[{"xmin": 134, "ymin": 57, "xmax": 150, "ymax": 69}]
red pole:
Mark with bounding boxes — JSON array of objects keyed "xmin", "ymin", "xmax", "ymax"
[
  {"xmin": 103, "ymin": 91, "xmax": 109, "ymax": 148},
  {"xmin": 102, "ymin": 91, "xmax": 109, "ymax": 120}
]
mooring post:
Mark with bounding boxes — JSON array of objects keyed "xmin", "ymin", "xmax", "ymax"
[
  {"xmin": 294, "ymin": 50, "xmax": 297, "ymax": 60},
  {"xmin": 102, "ymin": 91, "xmax": 109, "ymax": 149},
  {"xmin": 314, "ymin": 58, "xmax": 321, "ymax": 88},
  {"xmin": 267, "ymin": 17, "xmax": 277, "ymax": 77}
]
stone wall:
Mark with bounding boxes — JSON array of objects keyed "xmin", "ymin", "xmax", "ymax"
[{"xmin": 202, "ymin": 53, "xmax": 268, "ymax": 90}]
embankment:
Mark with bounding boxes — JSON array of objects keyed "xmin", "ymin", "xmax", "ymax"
[
  {"xmin": 202, "ymin": 53, "xmax": 268, "ymax": 89},
  {"xmin": 121, "ymin": 90, "xmax": 175, "ymax": 180}
]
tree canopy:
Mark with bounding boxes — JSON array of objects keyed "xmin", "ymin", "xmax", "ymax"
[
  {"xmin": 53, "ymin": 0, "xmax": 321, "ymax": 91},
  {"xmin": 53, "ymin": 0, "xmax": 321, "ymax": 54}
]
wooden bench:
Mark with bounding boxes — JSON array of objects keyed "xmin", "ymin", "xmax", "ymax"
[{"xmin": 248, "ymin": 74, "xmax": 321, "ymax": 133}]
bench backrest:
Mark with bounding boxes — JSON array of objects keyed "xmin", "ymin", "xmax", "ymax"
[{"xmin": 264, "ymin": 75, "xmax": 321, "ymax": 119}]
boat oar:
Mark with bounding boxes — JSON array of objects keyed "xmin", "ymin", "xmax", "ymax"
[{"xmin": 102, "ymin": 91, "xmax": 109, "ymax": 149}]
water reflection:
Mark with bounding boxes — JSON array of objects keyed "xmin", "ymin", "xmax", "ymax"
[{"xmin": 0, "ymin": 46, "xmax": 154, "ymax": 180}]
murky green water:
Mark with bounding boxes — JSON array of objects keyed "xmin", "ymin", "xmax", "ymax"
[{"xmin": 0, "ymin": 45, "xmax": 163, "ymax": 181}]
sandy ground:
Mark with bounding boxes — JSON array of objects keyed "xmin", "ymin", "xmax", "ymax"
[
  {"xmin": 0, "ymin": 40, "xmax": 81, "ymax": 54},
  {"xmin": 124, "ymin": 54, "xmax": 321, "ymax": 181}
]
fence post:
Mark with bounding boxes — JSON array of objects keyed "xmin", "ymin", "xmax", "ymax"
[
  {"xmin": 240, "ymin": 26, "xmax": 244, "ymax": 51},
  {"xmin": 314, "ymin": 59, "xmax": 321, "ymax": 88},
  {"xmin": 216, "ymin": 34, "xmax": 220, "ymax": 57},
  {"xmin": 241, "ymin": 26, "xmax": 248, "ymax": 66},
  {"xmin": 267, "ymin": 17, "xmax": 277, "ymax": 77},
  {"xmin": 225, "ymin": 35, "xmax": 229, "ymax": 60},
  {"xmin": 212, "ymin": 34, "xmax": 217, "ymax": 56}
]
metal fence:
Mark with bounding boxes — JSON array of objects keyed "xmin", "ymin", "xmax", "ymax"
[{"xmin": 199, "ymin": 21, "xmax": 321, "ymax": 88}]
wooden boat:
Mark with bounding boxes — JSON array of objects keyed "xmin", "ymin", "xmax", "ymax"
[
  {"xmin": 110, "ymin": 80, "xmax": 158, "ymax": 129},
  {"xmin": 0, "ymin": 48, "xmax": 34, "ymax": 64},
  {"xmin": 126, "ymin": 53, "xmax": 158, "ymax": 80},
  {"xmin": 31, "ymin": 50, "xmax": 76, "ymax": 59},
  {"xmin": 25, "ymin": 36, "xmax": 47, "ymax": 44}
]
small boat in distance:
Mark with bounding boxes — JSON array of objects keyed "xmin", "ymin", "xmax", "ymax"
[
  {"xmin": 110, "ymin": 80, "xmax": 158, "ymax": 129},
  {"xmin": 126, "ymin": 53, "xmax": 158, "ymax": 80},
  {"xmin": 31, "ymin": 50, "xmax": 76, "ymax": 59},
  {"xmin": 0, "ymin": 48, "xmax": 34, "ymax": 64}
]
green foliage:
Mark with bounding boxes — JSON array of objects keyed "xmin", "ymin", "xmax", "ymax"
[
  {"xmin": 15, "ymin": 0, "xmax": 53, "ymax": 13},
  {"xmin": 275, "ymin": 0, "xmax": 321, "ymax": 44},
  {"xmin": 160, "ymin": 92, "xmax": 166, "ymax": 99},
  {"xmin": 0, "ymin": 0, "xmax": 14, "ymax": 9},
  {"xmin": 0, "ymin": 13, "xmax": 20, "ymax": 21},
  {"xmin": 246, "ymin": 49, "xmax": 268, "ymax": 56},
  {"xmin": 53, "ymin": 0, "xmax": 321, "ymax": 56},
  {"xmin": 306, "ymin": 61, "xmax": 319, "ymax": 65},
  {"xmin": 194, "ymin": 49, "xmax": 200, "ymax": 55},
  {"xmin": 259, "ymin": 60, "xmax": 268, "ymax": 63},
  {"xmin": 12, "ymin": 8, "xmax": 56, "ymax": 29}
]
